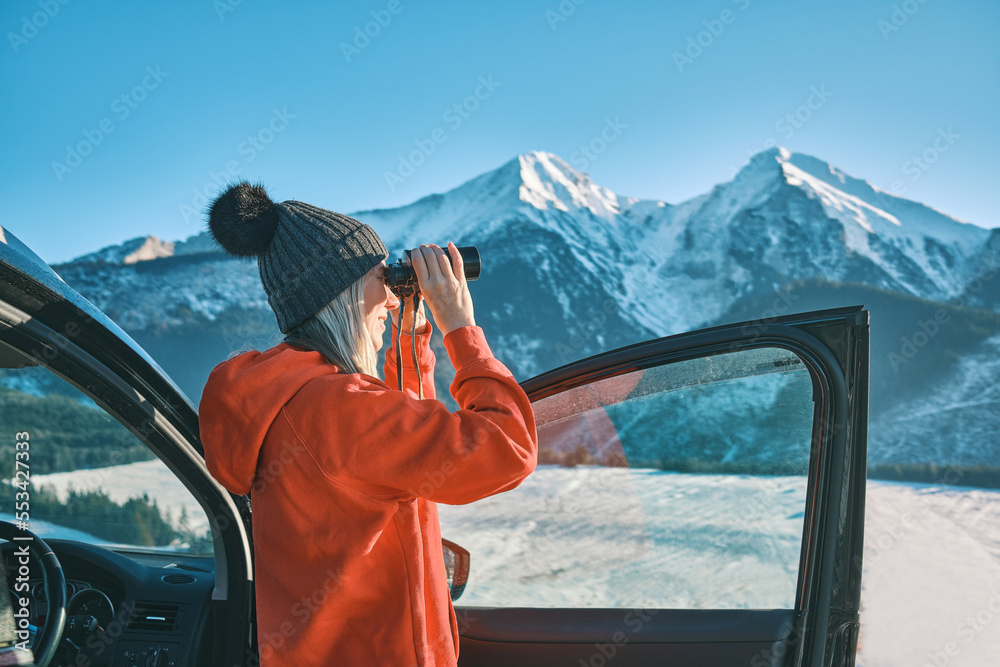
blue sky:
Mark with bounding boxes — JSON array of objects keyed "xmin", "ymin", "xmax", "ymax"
[{"xmin": 2, "ymin": 0, "xmax": 998, "ymax": 264}]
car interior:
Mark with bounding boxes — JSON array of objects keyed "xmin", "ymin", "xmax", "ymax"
[{"xmin": 0, "ymin": 338, "xmax": 224, "ymax": 666}]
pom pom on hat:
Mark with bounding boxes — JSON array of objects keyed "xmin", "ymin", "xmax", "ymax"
[
  {"xmin": 202, "ymin": 179, "xmax": 389, "ymax": 333},
  {"xmin": 207, "ymin": 181, "xmax": 280, "ymax": 257}
]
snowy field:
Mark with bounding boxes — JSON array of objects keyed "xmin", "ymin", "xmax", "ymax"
[
  {"xmin": 22, "ymin": 462, "xmax": 1000, "ymax": 665},
  {"xmin": 437, "ymin": 467, "xmax": 1000, "ymax": 667},
  {"xmin": 856, "ymin": 481, "xmax": 1000, "ymax": 667},
  {"xmin": 33, "ymin": 459, "xmax": 210, "ymax": 537},
  {"xmin": 438, "ymin": 466, "xmax": 807, "ymax": 609}
]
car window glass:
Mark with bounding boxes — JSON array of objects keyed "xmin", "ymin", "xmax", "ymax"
[
  {"xmin": 0, "ymin": 364, "xmax": 213, "ymax": 556},
  {"xmin": 438, "ymin": 346, "xmax": 813, "ymax": 609}
]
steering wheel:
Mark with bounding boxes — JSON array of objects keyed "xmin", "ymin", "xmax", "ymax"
[{"xmin": 0, "ymin": 522, "xmax": 66, "ymax": 667}]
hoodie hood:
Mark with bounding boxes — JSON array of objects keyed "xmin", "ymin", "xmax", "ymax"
[{"xmin": 199, "ymin": 342, "xmax": 340, "ymax": 495}]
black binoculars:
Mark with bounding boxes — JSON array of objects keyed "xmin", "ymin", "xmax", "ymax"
[{"xmin": 384, "ymin": 245, "xmax": 481, "ymax": 297}]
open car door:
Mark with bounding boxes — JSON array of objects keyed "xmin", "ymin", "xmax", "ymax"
[
  {"xmin": 0, "ymin": 226, "xmax": 254, "ymax": 666},
  {"xmin": 447, "ymin": 305, "xmax": 869, "ymax": 667}
]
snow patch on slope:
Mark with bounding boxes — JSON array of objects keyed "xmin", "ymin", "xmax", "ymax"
[
  {"xmin": 73, "ymin": 236, "xmax": 175, "ymax": 265},
  {"xmin": 518, "ymin": 152, "xmax": 623, "ymax": 221},
  {"xmin": 870, "ymin": 334, "xmax": 1000, "ymax": 467}
]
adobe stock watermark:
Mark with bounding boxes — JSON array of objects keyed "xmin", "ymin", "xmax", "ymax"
[
  {"xmin": 750, "ymin": 614, "xmax": 808, "ymax": 667},
  {"xmin": 878, "ymin": 0, "xmax": 933, "ymax": 41},
  {"xmin": 922, "ymin": 586, "xmax": 1000, "ymax": 667},
  {"xmin": 383, "ymin": 75, "xmax": 501, "ymax": 192},
  {"xmin": 340, "ymin": 0, "xmax": 406, "ymax": 63},
  {"xmin": 252, "ymin": 567, "xmax": 346, "ymax": 666},
  {"xmin": 214, "ymin": 0, "xmax": 244, "ymax": 21},
  {"xmin": 860, "ymin": 491, "xmax": 937, "ymax": 573},
  {"xmin": 28, "ymin": 307, "xmax": 95, "ymax": 364},
  {"xmin": 577, "ymin": 587, "xmax": 672, "ymax": 667},
  {"xmin": 77, "ymin": 598, "xmax": 137, "ymax": 662},
  {"xmin": 569, "ymin": 117, "xmax": 629, "ymax": 172},
  {"xmin": 51, "ymin": 65, "xmax": 169, "ymax": 182},
  {"xmin": 872, "ymin": 127, "xmax": 959, "ymax": 212},
  {"xmin": 179, "ymin": 107, "xmax": 296, "ymax": 224},
  {"xmin": 727, "ymin": 83, "xmax": 834, "ymax": 189},
  {"xmin": 887, "ymin": 251, "xmax": 998, "ymax": 372},
  {"xmin": 672, "ymin": 0, "xmax": 751, "ymax": 73},
  {"xmin": 737, "ymin": 285, "xmax": 801, "ymax": 345},
  {"xmin": 545, "ymin": 0, "xmax": 587, "ymax": 31},
  {"xmin": 775, "ymin": 85, "xmax": 833, "ymax": 140},
  {"xmin": 857, "ymin": 465, "xmax": 985, "ymax": 575},
  {"xmin": 250, "ymin": 439, "xmax": 307, "ymax": 495},
  {"xmin": 887, "ymin": 309, "xmax": 950, "ymax": 373},
  {"xmin": 555, "ymin": 298, "xmax": 619, "ymax": 364},
  {"xmin": 7, "ymin": 0, "xmax": 71, "ymax": 54}
]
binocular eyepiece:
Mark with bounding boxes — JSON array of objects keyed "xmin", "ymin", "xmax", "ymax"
[{"xmin": 384, "ymin": 245, "xmax": 481, "ymax": 297}]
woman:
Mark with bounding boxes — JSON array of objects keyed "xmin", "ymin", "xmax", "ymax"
[{"xmin": 198, "ymin": 181, "xmax": 538, "ymax": 666}]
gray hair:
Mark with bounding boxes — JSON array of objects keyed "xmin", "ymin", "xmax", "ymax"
[{"xmin": 282, "ymin": 273, "xmax": 380, "ymax": 377}]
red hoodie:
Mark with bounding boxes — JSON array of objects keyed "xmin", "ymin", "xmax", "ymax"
[{"xmin": 199, "ymin": 322, "xmax": 538, "ymax": 666}]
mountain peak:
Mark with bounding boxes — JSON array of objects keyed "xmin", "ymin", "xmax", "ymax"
[
  {"xmin": 733, "ymin": 146, "xmax": 871, "ymax": 193},
  {"xmin": 769, "ymin": 149, "xmax": 987, "ymax": 248},
  {"xmin": 779, "ymin": 150, "xmax": 880, "ymax": 203},
  {"xmin": 515, "ymin": 150, "xmax": 623, "ymax": 219}
]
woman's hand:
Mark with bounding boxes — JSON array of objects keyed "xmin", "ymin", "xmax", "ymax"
[
  {"xmin": 408, "ymin": 242, "xmax": 475, "ymax": 337},
  {"xmin": 388, "ymin": 293, "xmax": 429, "ymax": 334}
]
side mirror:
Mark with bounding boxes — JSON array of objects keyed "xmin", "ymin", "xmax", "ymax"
[{"xmin": 441, "ymin": 538, "xmax": 470, "ymax": 601}]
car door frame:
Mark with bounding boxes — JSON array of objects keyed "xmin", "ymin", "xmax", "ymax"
[
  {"xmin": 454, "ymin": 305, "xmax": 869, "ymax": 667},
  {"xmin": 0, "ymin": 235, "xmax": 255, "ymax": 666}
]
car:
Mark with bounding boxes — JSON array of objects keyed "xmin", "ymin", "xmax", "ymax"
[{"xmin": 0, "ymin": 224, "xmax": 868, "ymax": 666}]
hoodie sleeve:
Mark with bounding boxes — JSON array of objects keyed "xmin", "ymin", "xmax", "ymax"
[
  {"xmin": 383, "ymin": 319, "xmax": 436, "ymax": 400},
  {"xmin": 283, "ymin": 325, "xmax": 538, "ymax": 505}
]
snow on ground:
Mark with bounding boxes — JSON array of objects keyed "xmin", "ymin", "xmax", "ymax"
[
  {"xmin": 437, "ymin": 467, "xmax": 1000, "ymax": 667},
  {"xmin": 33, "ymin": 459, "xmax": 210, "ymax": 536},
  {"xmin": 23, "ymin": 462, "xmax": 1000, "ymax": 665},
  {"xmin": 856, "ymin": 481, "xmax": 1000, "ymax": 667},
  {"xmin": 438, "ymin": 466, "xmax": 806, "ymax": 609}
]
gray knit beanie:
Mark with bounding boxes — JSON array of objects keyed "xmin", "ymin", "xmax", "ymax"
[{"xmin": 206, "ymin": 181, "xmax": 388, "ymax": 333}]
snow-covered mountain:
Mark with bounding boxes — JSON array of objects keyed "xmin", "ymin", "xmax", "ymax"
[
  {"xmin": 642, "ymin": 148, "xmax": 989, "ymax": 326},
  {"xmin": 53, "ymin": 148, "xmax": 993, "ymax": 334},
  {"xmin": 46, "ymin": 148, "xmax": 999, "ymax": 467}
]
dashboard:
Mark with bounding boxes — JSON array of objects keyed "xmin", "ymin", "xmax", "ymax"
[{"xmin": 1, "ymin": 539, "xmax": 218, "ymax": 667}]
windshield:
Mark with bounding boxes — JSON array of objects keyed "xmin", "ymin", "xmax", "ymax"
[{"xmin": 0, "ymin": 362, "xmax": 213, "ymax": 557}]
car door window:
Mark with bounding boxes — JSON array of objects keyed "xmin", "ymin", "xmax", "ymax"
[
  {"xmin": 437, "ymin": 345, "xmax": 813, "ymax": 609},
  {"xmin": 0, "ymin": 364, "xmax": 213, "ymax": 555}
]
